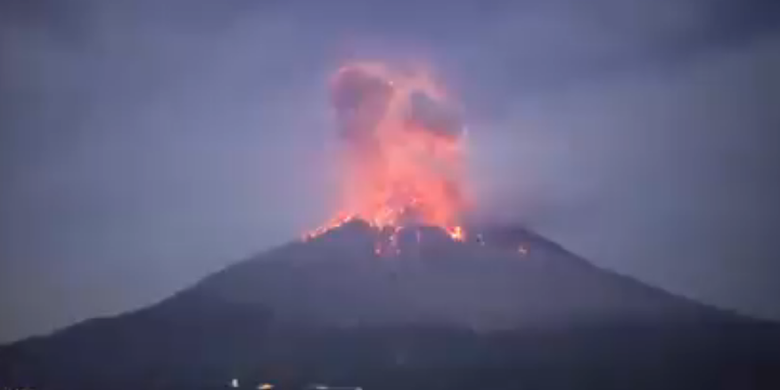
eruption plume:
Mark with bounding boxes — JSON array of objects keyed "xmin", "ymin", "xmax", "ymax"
[{"xmin": 305, "ymin": 61, "xmax": 469, "ymax": 248}]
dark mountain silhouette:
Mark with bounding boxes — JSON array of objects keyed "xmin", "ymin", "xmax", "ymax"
[{"xmin": 1, "ymin": 220, "xmax": 779, "ymax": 390}]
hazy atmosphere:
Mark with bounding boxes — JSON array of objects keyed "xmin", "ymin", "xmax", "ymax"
[{"xmin": 1, "ymin": 0, "xmax": 779, "ymax": 343}]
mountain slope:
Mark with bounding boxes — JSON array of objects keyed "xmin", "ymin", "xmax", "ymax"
[
  {"xmin": 196, "ymin": 220, "xmax": 726, "ymax": 329},
  {"xmin": 1, "ymin": 220, "xmax": 779, "ymax": 390}
]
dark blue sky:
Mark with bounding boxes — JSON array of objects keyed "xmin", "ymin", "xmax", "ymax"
[{"xmin": 1, "ymin": 0, "xmax": 779, "ymax": 343}]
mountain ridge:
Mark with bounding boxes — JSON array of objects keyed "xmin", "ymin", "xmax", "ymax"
[
  {"xmin": 188, "ymin": 220, "xmax": 743, "ymax": 329},
  {"xmin": 2, "ymin": 220, "xmax": 779, "ymax": 390}
]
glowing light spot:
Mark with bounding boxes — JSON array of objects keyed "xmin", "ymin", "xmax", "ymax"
[
  {"xmin": 447, "ymin": 226, "xmax": 465, "ymax": 242},
  {"xmin": 517, "ymin": 244, "xmax": 529, "ymax": 256}
]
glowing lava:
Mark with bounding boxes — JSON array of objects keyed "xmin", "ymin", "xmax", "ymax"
[{"xmin": 304, "ymin": 61, "xmax": 469, "ymax": 249}]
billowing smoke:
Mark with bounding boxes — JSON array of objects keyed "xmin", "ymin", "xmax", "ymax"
[
  {"xmin": 407, "ymin": 91, "xmax": 464, "ymax": 140},
  {"xmin": 331, "ymin": 64, "xmax": 464, "ymax": 148},
  {"xmin": 331, "ymin": 66, "xmax": 394, "ymax": 144},
  {"xmin": 305, "ymin": 61, "xmax": 469, "ymax": 242}
]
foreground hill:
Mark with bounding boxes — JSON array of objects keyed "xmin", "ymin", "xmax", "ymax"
[{"xmin": 2, "ymin": 220, "xmax": 779, "ymax": 389}]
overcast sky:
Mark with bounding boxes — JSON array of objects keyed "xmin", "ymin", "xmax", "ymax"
[{"xmin": 1, "ymin": 0, "xmax": 779, "ymax": 343}]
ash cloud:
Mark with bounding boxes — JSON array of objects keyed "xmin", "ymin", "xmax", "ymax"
[
  {"xmin": 330, "ymin": 65, "xmax": 463, "ymax": 143},
  {"xmin": 408, "ymin": 91, "xmax": 463, "ymax": 140},
  {"xmin": 331, "ymin": 66, "xmax": 394, "ymax": 143}
]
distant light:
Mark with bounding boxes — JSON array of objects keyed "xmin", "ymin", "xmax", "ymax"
[
  {"xmin": 258, "ymin": 383, "xmax": 274, "ymax": 390},
  {"xmin": 231, "ymin": 378, "xmax": 240, "ymax": 388},
  {"xmin": 308, "ymin": 383, "xmax": 364, "ymax": 390},
  {"xmin": 517, "ymin": 244, "xmax": 528, "ymax": 256}
]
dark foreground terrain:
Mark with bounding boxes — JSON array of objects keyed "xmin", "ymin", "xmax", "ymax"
[{"xmin": 2, "ymin": 221, "xmax": 779, "ymax": 390}]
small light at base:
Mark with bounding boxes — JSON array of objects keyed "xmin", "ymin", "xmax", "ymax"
[{"xmin": 517, "ymin": 245, "xmax": 529, "ymax": 256}]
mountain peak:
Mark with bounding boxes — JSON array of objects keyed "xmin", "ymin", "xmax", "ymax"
[
  {"xmin": 184, "ymin": 222, "xmax": 716, "ymax": 331},
  {"xmin": 3, "ymin": 222, "xmax": 779, "ymax": 390}
]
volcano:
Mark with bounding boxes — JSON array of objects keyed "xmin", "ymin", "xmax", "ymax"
[{"xmin": 1, "ymin": 221, "xmax": 779, "ymax": 390}]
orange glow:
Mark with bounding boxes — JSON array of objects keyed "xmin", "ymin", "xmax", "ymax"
[
  {"xmin": 447, "ymin": 226, "xmax": 465, "ymax": 242},
  {"xmin": 305, "ymin": 61, "xmax": 469, "ymax": 246},
  {"xmin": 302, "ymin": 213, "xmax": 354, "ymax": 241}
]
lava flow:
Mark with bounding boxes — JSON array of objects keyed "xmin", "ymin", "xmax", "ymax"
[{"xmin": 304, "ymin": 61, "xmax": 470, "ymax": 253}]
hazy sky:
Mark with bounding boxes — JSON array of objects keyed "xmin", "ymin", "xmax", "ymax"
[{"xmin": 1, "ymin": 0, "xmax": 778, "ymax": 343}]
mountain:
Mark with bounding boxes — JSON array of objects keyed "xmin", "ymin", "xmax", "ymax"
[{"xmin": 1, "ymin": 220, "xmax": 779, "ymax": 390}]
